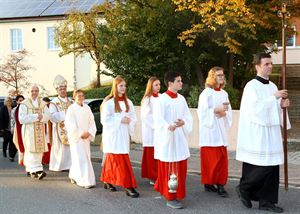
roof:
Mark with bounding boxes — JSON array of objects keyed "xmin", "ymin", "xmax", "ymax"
[{"xmin": 0, "ymin": 0, "xmax": 104, "ymax": 21}]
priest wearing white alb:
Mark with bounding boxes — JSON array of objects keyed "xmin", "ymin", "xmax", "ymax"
[
  {"xmin": 153, "ymin": 71, "xmax": 193, "ymax": 209},
  {"xmin": 236, "ymin": 53, "xmax": 291, "ymax": 213},
  {"xmin": 197, "ymin": 66, "xmax": 232, "ymax": 198},
  {"xmin": 19, "ymin": 84, "xmax": 50, "ymax": 180},
  {"xmin": 49, "ymin": 75, "xmax": 72, "ymax": 171},
  {"xmin": 65, "ymin": 90, "xmax": 96, "ymax": 189}
]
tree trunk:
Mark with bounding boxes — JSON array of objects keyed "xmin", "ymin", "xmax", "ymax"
[
  {"xmin": 96, "ymin": 63, "xmax": 101, "ymax": 87},
  {"xmin": 195, "ymin": 64, "xmax": 205, "ymax": 88},
  {"xmin": 228, "ymin": 54, "xmax": 234, "ymax": 86}
]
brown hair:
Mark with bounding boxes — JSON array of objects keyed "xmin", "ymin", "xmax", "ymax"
[
  {"xmin": 253, "ymin": 52, "xmax": 271, "ymax": 66},
  {"xmin": 205, "ymin": 66, "xmax": 226, "ymax": 89},
  {"xmin": 141, "ymin": 76, "xmax": 159, "ymax": 104},
  {"xmin": 73, "ymin": 89, "xmax": 85, "ymax": 99},
  {"xmin": 104, "ymin": 76, "xmax": 129, "ymax": 113}
]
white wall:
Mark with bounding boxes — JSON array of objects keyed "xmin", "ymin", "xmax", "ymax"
[{"xmin": 271, "ymin": 48, "xmax": 300, "ymax": 65}]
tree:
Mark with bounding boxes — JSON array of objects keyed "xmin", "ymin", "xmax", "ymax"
[
  {"xmin": 0, "ymin": 49, "xmax": 32, "ymax": 96},
  {"xmin": 55, "ymin": 5, "xmax": 105, "ymax": 87},
  {"xmin": 97, "ymin": 0, "xmax": 205, "ymax": 95},
  {"xmin": 172, "ymin": 0, "xmax": 300, "ymax": 87}
]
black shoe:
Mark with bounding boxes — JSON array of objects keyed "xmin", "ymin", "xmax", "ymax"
[
  {"xmin": 26, "ymin": 172, "xmax": 30, "ymax": 177},
  {"xmin": 103, "ymin": 183, "xmax": 117, "ymax": 192},
  {"xmin": 217, "ymin": 185, "xmax": 229, "ymax": 198},
  {"xmin": 259, "ymin": 201, "xmax": 284, "ymax": 213},
  {"xmin": 3, "ymin": 151, "xmax": 7, "ymax": 158},
  {"xmin": 9, "ymin": 157, "xmax": 14, "ymax": 162},
  {"xmin": 204, "ymin": 184, "xmax": 218, "ymax": 192},
  {"xmin": 236, "ymin": 185, "xmax": 252, "ymax": 208},
  {"xmin": 125, "ymin": 188, "xmax": 139, "ymax": 198},
  {"xmin": 30, "ymin": 172, "xmax": 38, "ymax": 179},
  {"xmin": 37, "ymin": 171, "xmax": 46, "ymax": 180}
]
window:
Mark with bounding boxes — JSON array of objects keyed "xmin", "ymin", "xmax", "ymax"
[
  {"xmin": 47, "ymin": 27, "xmax": 59, "ymax": 50},
  {"xmin": 10, "ymin": 29, "xmax": 22, "ymax": 51},
  {"xmin": 276, "ymin": 26, "xmax": 296, "ymax": 48}
]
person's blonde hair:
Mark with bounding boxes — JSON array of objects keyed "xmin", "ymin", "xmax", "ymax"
[
  {"xmin": 205, "ymin": 66, "xmax": 226, "ymax": 89},
  {"xmin": 104, "ymin": 76, "xmax": 129, "ymax": 113},
  {"xmin": 4, "ymin": 97, "xmax": 13, "ymax": 106},
  {"xmin": 141, "ymin": 76, "xmax": 159, "ymax": 104}
]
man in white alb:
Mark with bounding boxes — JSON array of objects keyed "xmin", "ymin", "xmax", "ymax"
[{"xmin": 236, "ymin": 53, "xmax": 291, "ymax": 213}]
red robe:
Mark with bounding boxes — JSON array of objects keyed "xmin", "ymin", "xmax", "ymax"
[
  {"xmin": 154, "ymin": 159, "xmax": 187, "ymax": 201},
  {"xmin": 42, "ymin": 121, "xmax": 52, "ymax": 165},
  {"xmin": 200, "ymin": 146, "xmax": 228, "ymax": 185},
  {"xmin": 141, "ymin": 147, "xmax": 158, "ymax": 180},
  {"xmin": 15, "ymin": 106, "xmax": 25, "ymax": 166},
  {"xmin": 100, "ymin": 154, "xmax": 137, "ymax": 188}
]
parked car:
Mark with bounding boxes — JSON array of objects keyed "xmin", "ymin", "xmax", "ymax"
[{"xmin": 84, "ymin": 98, "xmax": 103, "ymax": 134}]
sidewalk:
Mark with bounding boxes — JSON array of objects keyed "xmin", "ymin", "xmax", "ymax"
[{"xmin": 91, "ymin": 144, "xmax": 300, "ymax": 188}]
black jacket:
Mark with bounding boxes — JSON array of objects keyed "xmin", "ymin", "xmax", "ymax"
[{"xmin": 0, "ymin": 106, "xmax": 10, "ymax": 130}]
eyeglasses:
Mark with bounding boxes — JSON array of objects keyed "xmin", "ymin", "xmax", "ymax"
[{"xmin": 216, "ymin": 74, "xmax": 225, "ymax": 77}]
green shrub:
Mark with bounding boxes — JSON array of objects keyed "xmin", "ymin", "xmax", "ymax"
[
  {"xmin": 224, "ymin": 85, "xmax": 240, "ymax": 109},
  {"xmin": 186, "ymin": 85, "xmax": 204, "ymax": 108}
]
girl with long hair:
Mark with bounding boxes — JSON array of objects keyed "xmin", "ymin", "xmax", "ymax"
[
  {"xmin": 140, "ymin": 77, "xmax": 161, "ymax": 185},
  {"xmin": 100, "ymin": 76, "xmax": 139, "ymax": 198}
]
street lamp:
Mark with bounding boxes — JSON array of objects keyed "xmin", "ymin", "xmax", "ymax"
[{"xmin": 278, "ymin": 0, "xmax": 292, "ymax": 191}]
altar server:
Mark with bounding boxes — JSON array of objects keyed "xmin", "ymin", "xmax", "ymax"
[
  {"xmin": 197, "ymin": 66, "xmax": 232, "ymax": 197},
  {"xmin": 65, "ymin": 89, "xmax": 97, "ymax": 189},
  {"xmin": 153, "ymin": 71, "xmax": 193, "ymax": 209},
  {"xmin": 100, "ymin": 76, "xmax": 139, "ymax": 198},
  {"xmin": 141, "ymin": 77, "xmax": 161, "ymax": 185}
]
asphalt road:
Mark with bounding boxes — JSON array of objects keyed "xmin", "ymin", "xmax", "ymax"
[{"xmin": 0, "ymin": 155, "xmax": 300, "ymax": 214}]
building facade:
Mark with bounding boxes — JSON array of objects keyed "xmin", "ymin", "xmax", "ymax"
[{"xmin": 0, "ymin": 0, "xmax": 110, "ymax": 97}]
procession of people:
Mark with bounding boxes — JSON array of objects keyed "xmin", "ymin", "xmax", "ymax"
[{"xmin": 0, "ymin": 52, "xmax": 291, "ymax": 213}]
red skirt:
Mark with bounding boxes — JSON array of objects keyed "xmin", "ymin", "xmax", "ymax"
[
  {"xmin": 100, "ymin": 154, "xmax": 137, "ymax": 188},
  {"xmin": 200, "ymin": 146, "xmax": 228, "ymax": 185},
  {"xmin": 42, "ymin": 144, "xmax": 51, "ymax": 165},
  {"xmin": 141, "ymin": 147, "xmax": 158, "ymax": 180},
  {"xmin": 154, "ymin": 159, "xmax": 187, "ymax": 201}
]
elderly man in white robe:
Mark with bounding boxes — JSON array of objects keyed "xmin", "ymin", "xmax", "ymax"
[
  {"xmin": 65, "ymin": 89, "xmax": 97, "ymax": 189},
  {"xmin": 49, "ymin": 75, "xmax": 72, "ymax": 171},
  {"xmin": 236, "ymin": 53, "xmax": 291, "ymax": 213},
  {"xmin": 19, "ymin": 84, "xmax": 50, "ymax": 179}
]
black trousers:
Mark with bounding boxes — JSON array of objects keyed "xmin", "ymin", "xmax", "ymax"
[
  {"xmin": 2, "ymin": 130, "xmax": 17, "ymax": 158},
  {"xmin": 239, "ymin": 162, "xmax": 279, "ymax": 204}
]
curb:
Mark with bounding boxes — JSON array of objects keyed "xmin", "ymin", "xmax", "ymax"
[{"xmin": 91, "ymin": 157, "xmax": 300, "ymax": 189}]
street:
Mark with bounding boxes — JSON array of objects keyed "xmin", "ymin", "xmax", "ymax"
[{"xmin": 0, "ymin": 155, "xmax": 300, "ymax": 214}]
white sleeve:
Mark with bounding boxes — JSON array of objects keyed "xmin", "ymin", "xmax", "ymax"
[
  {"xmin": 197, "ymin": 91, "xmax": 215, "ymax": 128},
  {"xmin": 182, "ymin": 98, "xmax": 193, "ymax": 136},
  {"xmin": 49, "ymin": 103, "xmax": 65, "ymax": 123},
  {"xmin": 18, "ymin": 104, "xmax": 39, "ymax": 124},
  {"xmin": 153, "ymin": 97, "xmax": 169, "ymax": 132},
  {"xmin": 223, "ymin": 94, "xmax": 233, "ymax": 129},
  {"xmin": 101, "ymin": 100, "xmax": 122, "ymax": 133},
  {"xmin": 128, "ymin": 101, "xmax": 137, "ymax": 137},
  {"xmin": 88, "ymin": 107, "xmax": 97, "ymax": 141},
  {"xmin": 242, "ymin": 84, "xmax": 280, "ymax": 126},
  {"xmin": 141, "ymin": 98, "xmax": 154, "ymax": 129},
  {"xmin": 40, "ymin": 105, "xmax": 50, "ymax": 123}
]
